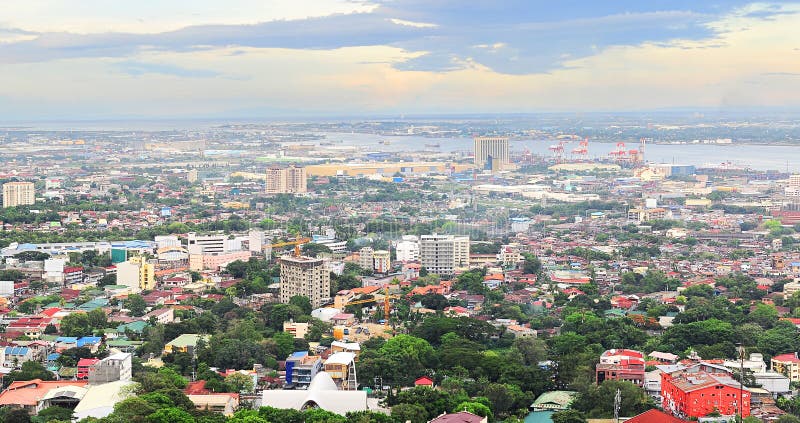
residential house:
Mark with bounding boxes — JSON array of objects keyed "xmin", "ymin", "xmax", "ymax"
[
  {"xmin": 0, "ymin": 379, "xmax": 88, "ymax": 414},
  {"xmin": 596, "ymin": 349, "xmax": 645, "ymax": 387}
]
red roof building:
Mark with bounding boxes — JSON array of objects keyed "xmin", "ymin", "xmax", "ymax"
[
  {"xmin": 414, "ymin": 376, "xmax": 434, "ymax": 387},
  {"xmin": 661, "ymin": 363, "xmax": 750, "ymax": 419},
  {"xmin": 596, "ymin": 349, "xmax": 645, "ymax": 387},
  {"xmin": 625, "ymin": 409, "xmax": 689, "ymax": 423},
  {"xmin": 77, "ymin": 358, "xmax": 100, "ymax": 380}
]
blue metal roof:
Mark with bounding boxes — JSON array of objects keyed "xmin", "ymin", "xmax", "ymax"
[
  {"xmin": 47, "ymin": 353, "xmax": 61, "ymax": 361},
  {"xmin": 5, "ymin": 346, "xmax": 29, "ymax": 355}
]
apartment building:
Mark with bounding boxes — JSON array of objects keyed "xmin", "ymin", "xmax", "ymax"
[
  {"xmin": 772, "ymin": 353, "xmax": 800, "ymax": 382},
  {"xmin": 419, "ymin": 234, "xmax": 469, "ymax": 276},
  {"xmin": 116, "ymin": 256, "xmax": 155, "ymax": 292},
  {"xmin": 265, "ymin": 165, "xmax": 307, "ymax": 194},
  {"xmin": 2, "ymin": 181, "xmax": 35, "ymax": 208},
  {"xmin": 280, "ymin": 255, "xmax": 331, "ymax": 308}
]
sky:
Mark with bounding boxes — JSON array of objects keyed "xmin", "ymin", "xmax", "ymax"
[{"xmin": 1, "ymin": 0, "xmax": 800, "ymax": 120}]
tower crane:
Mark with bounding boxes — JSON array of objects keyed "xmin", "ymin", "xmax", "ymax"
[
  {"xmin": 269, "ymin": 237, "xmax": 312, "ymax": 257},
  {"xmin": 341, "ymin": 286, "xmax": 401, "ymax": 330}
]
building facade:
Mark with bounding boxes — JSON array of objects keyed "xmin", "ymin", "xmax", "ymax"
[
  {"xmin": 116, "ymin": 256, "xmax": 155, "ymax": 292},
  {"xmin": 660, "ymin": 363, "xmax": 750, "ymax": 419},
  {"xmin": 473, "ymin": 137, "xmax": 510, "ymax": 171},
  {"xmin": 595, "ymin": 349, "xmax": 645, "ymax": 386},
  {"xmin": 395, "ymin": 236, "xmax": 420, "ymax": 262},
  {"xmin": 419, "ymin": 234, "xmax": 469, "ymax": 276},
  {"xmin": 2, "ymin": 181, "xmax": 35, "ymax": 208},
  {"xmin": 265, "ymin": 165, "xmax": 307, "ymax": 194},
  {"xmin": 280, "ymin": 255, "xmax": 331, "ymax": 308},
  {"xmin": 771, "ymin": 353, "xmax": 800, "ymax": 382}
]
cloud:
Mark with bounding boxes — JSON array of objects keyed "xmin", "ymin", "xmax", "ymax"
[
  {"xmin": 0, "ymin": 1, "xmax": 797, "ymax": 75},
  {"xmin": 114, "ymin": 60, "xmax": 222, "ymax": 78},
  {"xmin": 387, "ymin": 18, "xmax": 437, "ymax": 28}
]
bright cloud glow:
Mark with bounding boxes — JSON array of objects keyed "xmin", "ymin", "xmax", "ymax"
[{"xmin": 0, "ymin": 1, "xmax": 799, "ymax": 119}]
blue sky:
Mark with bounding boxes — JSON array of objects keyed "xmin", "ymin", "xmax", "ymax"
[{"xmin": 1, "ymin": 0, "xmax": 799, "ymax": 119}]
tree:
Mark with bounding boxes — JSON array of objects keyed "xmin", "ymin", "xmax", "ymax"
[
  {"xmin": 37, "ymin": 405, "xmax": 74, "ymax": 422},
  {"xmin": 777, "ymin": 416, "xmax": 800, "ymax": 423},
  {"xmin": 97, "ymin": 273, "xmax": 117, "ymax": 287},
  {"xmin": 0, "ymin": 407, "xmax": 32, "ymax": 423},
  {"xmin": 391, "ymin": 403, "xmax": 429, "ymax": 423},
  {"xmin": 345, "ymin": 411, "xmax": 397, "ymax": 423},
  {"xmin": 224, "ymin": 372, "xmax": 255, "ymax": 393},
  {"xmin": 125, "ymin": 294, "xmax": 147, "ymax": 317},
  {"xmin": 289, "ymin": 295, "xmax": 313, "ymax": 315},
  {"xmin": 419, "ymin": 293, "xmax": 449, "ymax": 311},
  {"xmin": 453, "ymin": 402, "xmax": 493, "ymax": 420},
  {"xmin": 87, "ymin": 307, "xmax": 108, "ymax": 330},
  {"xmin": 552, "ymin": 409, "xmax": 588, "ymax": 423},
  {"xmin": 302, "ymin": 243, "xmax": 332, "ymax": 257},
  {"xmin": 749, "ymin": 303, "xmax": 778, "ymax": 329},
  {"xmin": 572, "ymin": 380, "xmax": 653, "ymax": 418},
  {"xmin": 59, "ymin": 312, "xmax": 92, "ymax": 337},
  {"xmin": 5, "ymin": 361, "xmax": 55, "ymax": 384},
  {"xmin": 146, "ymin": 407, "xmax": 195, "ymax": 423}
]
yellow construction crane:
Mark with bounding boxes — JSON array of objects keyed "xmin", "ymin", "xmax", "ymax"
[
  {"xmin": 342, "ymin": 286, "xmax": 401, "ymax": 330},
  {"xmin": 269, "ymin": 237, "xmax": 311, "ymax": 257}
]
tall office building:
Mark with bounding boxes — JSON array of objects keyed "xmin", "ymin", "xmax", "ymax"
[
  {"xmin": 2, "ymin": 181, "xmax": 35, "ymax": 208},
  {"xmin": 265, "ymin": 165, "xmax": 307, "ymax": 194},
  {"xmin": 473, "ymin": 137, "xmax": 510, "ymax": 171},
  {"xmin": 280, "ymin": 255, "xmax": 331, "ymax": 308},
  {"xmin": 419, "ymin": 234, "xmax": 470, "ymax": 276}
]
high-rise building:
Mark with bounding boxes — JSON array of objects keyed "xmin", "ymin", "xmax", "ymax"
[
  {"xmin": 419, "ymin": 234, "xmax": 469, "ymax": 276},
  {"xmin": 280, "ymin": 255, "xmax": 330, "ymax": 308},
  {"xmin": 473, "ymin": 137, "xmax": 509, "ymax": 171},
  {"xmin": 786, "ymin": 174, "xmax": 800, "ymax": 197},
  {"xmin": 265, "ymin": 165, "xmax": 307, "ymax": 194},
  {"xmin": 2, "ymin": 181, "xmax": 35, "ymax": 208}
]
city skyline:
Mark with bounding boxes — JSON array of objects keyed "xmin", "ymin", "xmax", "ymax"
[{"xmin": 2, "ymin": 1, "xmax": 800, "ymax": 120}]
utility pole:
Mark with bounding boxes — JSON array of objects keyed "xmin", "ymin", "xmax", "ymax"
[
  {"xmin": 614, "ymin": 388, "xmax": 621, "ymax": 423},
  {"xmin": 737, "ymin": 343, "xmax": 745, "ymax": 421}
]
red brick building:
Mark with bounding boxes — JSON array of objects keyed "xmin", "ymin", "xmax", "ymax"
[
  {"xmin": 660, "ymin": 363, "xmax": 750, "ymax": 419},
  {"xmin": 596, "ymin": 349, "xmax": 645, "ymax": 386}
]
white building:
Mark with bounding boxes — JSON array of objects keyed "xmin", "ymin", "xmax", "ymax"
[
  {"xmin": 395, "ymin": 235, "xmax": 420, "ymax": 262},
  {"xmin": 187, "ymin": 232, "xmax": 226, "ymax": 254},
  {"xmin": 261, "ymin": 372, "xmax": 367, "ymax": 416},
  {"xmin": 154, "ymin": 235, "xmax": 181, "ymax": 249},
  {"xmin": 44, "ymin": 258, "xmax": 67, "ymax": 284},
  {"xmin": 419, "ymin": 234, "xmax": 469, "ymax": 276},
  {"xmin": 311, "ymin": 235, "xmax": 347, "ymax": 253},
  {"xmin": 249, "ymin": 230, "xmax": 266, "ymax": 253}
]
